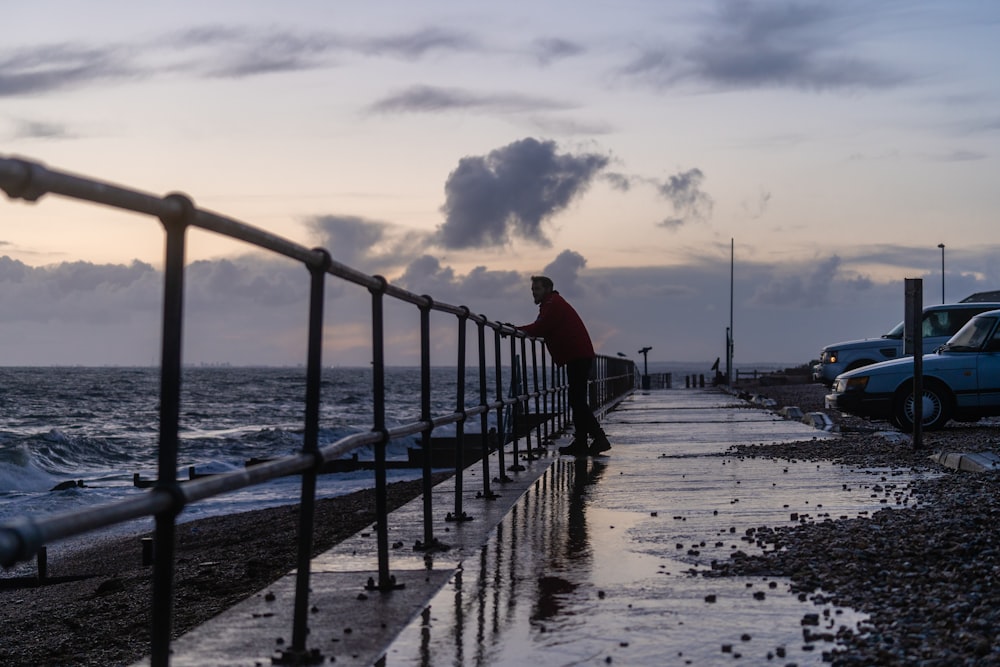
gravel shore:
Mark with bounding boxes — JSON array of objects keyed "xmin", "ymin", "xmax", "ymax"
[
  {"xmin": 3, "ymin": 384, "xmax": 1000, "ymax": 666},
  {"xmin": 0, "ymin": 475, "xmax": 450, "ymax": 667},
  {"xmin": 719, "ymin": 381, "xmax": 1000, "ymax": 666}
]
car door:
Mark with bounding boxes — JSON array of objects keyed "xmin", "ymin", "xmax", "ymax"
[{"xmin": 976, "ymin": 322, "xmax": 1000, "ymax": 409}]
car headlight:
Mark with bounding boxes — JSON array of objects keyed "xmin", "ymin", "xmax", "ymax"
[
  {"xmin": 827, "ymin": 352, "xmax": 838, "ymax": 364},
  {"xmin": 841, "ymin": 376, "xmax": 869, "ymax": 392}
]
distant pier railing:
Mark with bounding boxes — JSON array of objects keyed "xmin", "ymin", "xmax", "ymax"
[{"xmin": 0, "ymin": 156, "xmax": 636, "ymax": 666}]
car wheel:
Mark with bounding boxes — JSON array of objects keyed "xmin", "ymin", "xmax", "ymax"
[
  {"xmin": 845, "ymin": 360, "xmax": 875, "ymax": 372},
  {"xmin": 892, "ymin": 381, "xmax": 952, "ymax": 432}
]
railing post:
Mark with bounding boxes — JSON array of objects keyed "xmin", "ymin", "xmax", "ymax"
[
  {"xmin": 493, "ymin": 325, "xmax": 511, "ymax": 483},
  {"xmin": 150, "ymin": 193, "xmax": 193, "ymax": 666},
  {"xmin": 558, "ymin": 363, "xmax": 568, "ymax": 431},
  {"xmin": 508, "ymin": 334, "xmax": 525, "ymax": 472},
  {"xmin": 279, "ymin": 250, "xmax": 330, "ymax": 664},
  {"xmin": 367, "ymin": 277, "xmax": 399, "ymax": 591},
  {"xmin": 415, "ymin": 297, "xmax": 447, "ymax": 552},
  {"xmin": 476, "ymin": 317, "xmax": 497, "ymax": 500},
  {"xmin": 527, "ymin": 339, "xmax": 542, "ymax": 458},
  {"xmin": 447, "ymin": 307, "xmax": 473, "ymax": 522},
  {"xmin": 540, "ymin": 345, "xmax": 550, "ymax": 443}
]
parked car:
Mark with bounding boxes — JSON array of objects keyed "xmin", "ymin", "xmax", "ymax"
[
  {"xmin": 825, "ymin": 308, "xmax": 1000, "ymax": 431},
  {"xmin": 812, "ymin": 302, "xmax": 1000, "ymax": 385}
]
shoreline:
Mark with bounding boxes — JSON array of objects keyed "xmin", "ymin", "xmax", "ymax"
[
  {"xmin": 4, "ymin": 384, "xmax": 1000, "ymax": 665},
  {"xmin": 0, "ymin": 474, "xmax": 450, "ymax": 667}
]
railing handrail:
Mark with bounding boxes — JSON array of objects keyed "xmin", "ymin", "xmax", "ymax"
[{"xmin": 0, "ymin": 155, "xmax": 636, "ymax": 665}]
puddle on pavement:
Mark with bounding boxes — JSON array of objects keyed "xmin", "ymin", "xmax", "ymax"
[
  {"xmin": 377, "ymin": 392, "xmax": 935, "ymax": 666},
  {"xmin": 378, "ymin": 459, "xmax": 911, "ymax": 666}
]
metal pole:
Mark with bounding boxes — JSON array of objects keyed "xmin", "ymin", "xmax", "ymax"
[
  {"xmin": 905, "ymin": 279, "xmax": 924, "ymax": 448},
  {"xmin": 368, "ymin": 277, "xmax": 395, "ymax": 590},
  {"xmin": 476, "ymin": 318, "xmax": 496, "ymax": 500},
  {"xmin": 417, "ymin": 298, "xmax": 438, "ymax": 548},
  {"xmin": 493, "ymin": 327, "xmax": 510, "ymax": 482},
  {"xmin": 938, "ymin": 243, "xmax": 945, "ymax": 304},
  {"xmin": 286, "ymin": 252, "xmax": 329, "ymax": 661},
  {"xmin": 150, "ymin": 194, "xmax": 191, "ymax": 666},
  {"xmin": 729, "ymin": 237, "xmax": 734, "ymax": 387},
  {"xmin": 448, "ymin": 307, "xmax": 472, "ymax": 522}
]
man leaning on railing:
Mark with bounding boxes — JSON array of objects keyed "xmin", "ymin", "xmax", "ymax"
[{"xmin": 513, "ymin": 275, "xmax": 612, "ymax": 457}]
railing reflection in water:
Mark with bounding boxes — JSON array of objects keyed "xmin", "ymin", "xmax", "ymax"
[
  {"xmin": 385, "ymin": 457, "xmax": 605, "ymax": 666},
  {"xmin": 0, "ymin": 156, "xmax": 636, "ymax": 665}
]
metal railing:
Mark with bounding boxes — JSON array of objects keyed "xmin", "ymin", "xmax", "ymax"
[{"xmin": 0, "ymin": 156, "xmax": 637, "ymax": 665}]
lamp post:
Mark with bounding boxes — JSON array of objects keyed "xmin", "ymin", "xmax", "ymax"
[
  {"xmin": 638, "ymin": 346, "xmax": 652, "ymax": 390},
  {"xmin": 937, "ymin": 243, "xmax": 945, "ymax": 304}
]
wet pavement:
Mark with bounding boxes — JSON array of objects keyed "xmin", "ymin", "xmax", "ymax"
[{"xmin": 158, "ymin": 388, "xmax": 931, "ymax": 666}]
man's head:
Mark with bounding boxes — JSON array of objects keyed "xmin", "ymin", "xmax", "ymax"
[{"xmin": 530, "ymin": 275, "xmax": 554, "ymax": 304}]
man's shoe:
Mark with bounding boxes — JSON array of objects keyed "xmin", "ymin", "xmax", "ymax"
[
  {"xmin": 588, "ymin": 434, "xmax": 611, "ymax": 456},
  {"xmin": 558, "ymin": 439, "xmax": 588, "ymax": 456}
]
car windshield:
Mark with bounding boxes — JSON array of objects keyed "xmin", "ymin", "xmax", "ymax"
[
  {"xmin": 882, "ymin": 321, "xmax": 904, "ymax": 338},
  {"xmin": 942, "ymin": 315, "xmax": 999, "ymax": 351}
]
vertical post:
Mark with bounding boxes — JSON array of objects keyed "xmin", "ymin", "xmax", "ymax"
[
  {"xmin": 540, "ymin": 345, "xmax": 550, "ymax": 444},
  {"xmin": 493, "ymin": 326, "xmax": 510, "ymax": 482},
  {"xmin": 368, "ymin": 277, "xmax": 395, "ymax": 590},
  {"xmin": 518, "ymin": 336, "xmax": 533, "ymax": 458},
  {"xmin": 729, "ymin": 237, "xmax": 734, "ymax": 387},
  {"xmin": 508, "ymin": 334, "xmax": 525, "ymax": 471},
  {"xmin": 417, "ymin": 297, "xmax": 439, "ymax": 549},
  {"xmin": 905, "ymin": 279, "xmax": 924, "ymax": 448},
  {"xmin": 938, "ymin": 243, "xmax": 945, "ymax": 304},
  {"xmin": 476, "ymin": 317, "xmax": 496, "ymax": 500},
  {"xmin": 286, "ymin": 251, "xmax": 329, "ymax": 660},
  {"xmin": 448, "ymin": 307, "xmax": 472, "ymax": 521},
  {"xmin": 150, "ymin": 193, "xmax": 191, "ymax": 666}
]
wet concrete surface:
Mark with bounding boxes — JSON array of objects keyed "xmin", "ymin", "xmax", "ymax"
[{"xmin": 159, "ymin": 388, "xmax": 934, "ymax": 666}]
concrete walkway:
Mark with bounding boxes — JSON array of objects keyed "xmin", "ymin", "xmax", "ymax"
[{"xmin": 155, "ymin": 388, "xmax": 925, "ymax": 666}]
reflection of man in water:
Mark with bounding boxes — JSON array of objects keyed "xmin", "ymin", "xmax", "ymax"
[{"xmin": 532, "ymin": 458, "xmax": 606, "ymax": 623}]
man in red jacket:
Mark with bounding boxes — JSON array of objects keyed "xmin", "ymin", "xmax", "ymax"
[{"xmin": 516, "ymin": 275, "xmax": 611, "ymax": 456}]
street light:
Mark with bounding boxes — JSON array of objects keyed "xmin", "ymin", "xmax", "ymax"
[
  {"xmin": 937, "ymin": 243, "xmax": 945, "ymax": 304},
  {"xmin": 638, "ymin": 346, "xmax": 652, "ymax": 390}
]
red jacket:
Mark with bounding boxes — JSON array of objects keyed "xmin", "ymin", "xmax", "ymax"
[{"xmin": 518, "ymin": 291, "xmax": 595, "ymax": 365}]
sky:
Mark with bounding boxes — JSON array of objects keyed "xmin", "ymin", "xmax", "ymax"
[{"xmin": 1, "ymin": 0, "xmax": 999, "ymax": 368}]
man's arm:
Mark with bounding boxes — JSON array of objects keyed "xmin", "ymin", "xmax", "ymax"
[{"xmin": 518, "ymin": 299, "xmax": 556, "ymax": 337}]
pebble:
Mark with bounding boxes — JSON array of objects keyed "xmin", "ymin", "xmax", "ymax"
[{"xmin": 714, "ymin": 382, "xmax": 1000, "ymax": 666}]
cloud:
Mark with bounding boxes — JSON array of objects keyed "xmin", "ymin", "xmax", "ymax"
[
  {"xmin": 395, "ymin": 256, "xmax": 525, "ymax": 305},
  {"xmin": 396, "ymin": 254, "xmax": 456, "ymax": 295},
  {"xmin": 436, "ymin": 137, "xmax": 610, "ymax": 249},
  {"xmin": 362, "ymin": 27, "xmax": 479, "ymax": 58},
  {"xmin": 205, "ymin": 31, "xmax": 336, "ymax": 78},
  {"xmin": 308, "ymin": 215, "xmax": 429, "ymax": 275},
  {"xmin": 750, "ymin": 254, "xmax": 851, "ymax": 307},
  {"xmin": 928, "ymin": 150, "xmax": 987, "ymax": 162},
  {"xmin": 0, "ymin": 26, "xmax": 481, "ymax": 96},
  {"xmin": 367, "ymin": 85, "xmax": 571, "ymax": 115},
  {"xmin": 4, "ymin": 244, "xmax": 1000, "ymax": 367},
  {"xmin": 185, "ymin": 258, "xmax": 306, "ymax": 308},
  {"xmin": 603, "ymin": 172, "xmax": 633, "ymax": 192},
  {"xmin": 620, "ymin": 1, "xmax": 907, "ymax": 92},
  {"xmin": 0, "ymin": 256, "xmax": 159, "ymax": 324},
  {"xmin": 0, "ymin": 43, "xmax": 134, "ymax": 96},
  {"xmin": 531, "ymin": 38, "xmax": 585, "ymax": 66},
  {"xmin": 742, "ymin": 189, "xmax": 772, "ymax": 219},
  {"xmin": 655, "ymin": 168, "xmax": 713, "ymax": 228},
  {"xmin": 542, "ymin": 250, "xmax": 588, "ymax": 297},
  {"xmin": 11, "ymin": 119, "xmax": 74, "ymax": 140}
]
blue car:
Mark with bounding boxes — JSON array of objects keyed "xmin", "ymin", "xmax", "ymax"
[{"xmin": 825, "ymin": 309, "xmax": 1000, "ymax": 431}]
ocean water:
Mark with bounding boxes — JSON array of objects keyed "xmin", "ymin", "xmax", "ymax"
[
  {"xmin": 0, "ymin": 366, "xmax": 504, "ymax": 534},
  {"xmin": 0, "ymin": 362, "xmax": 785, "ymax": 552}
]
